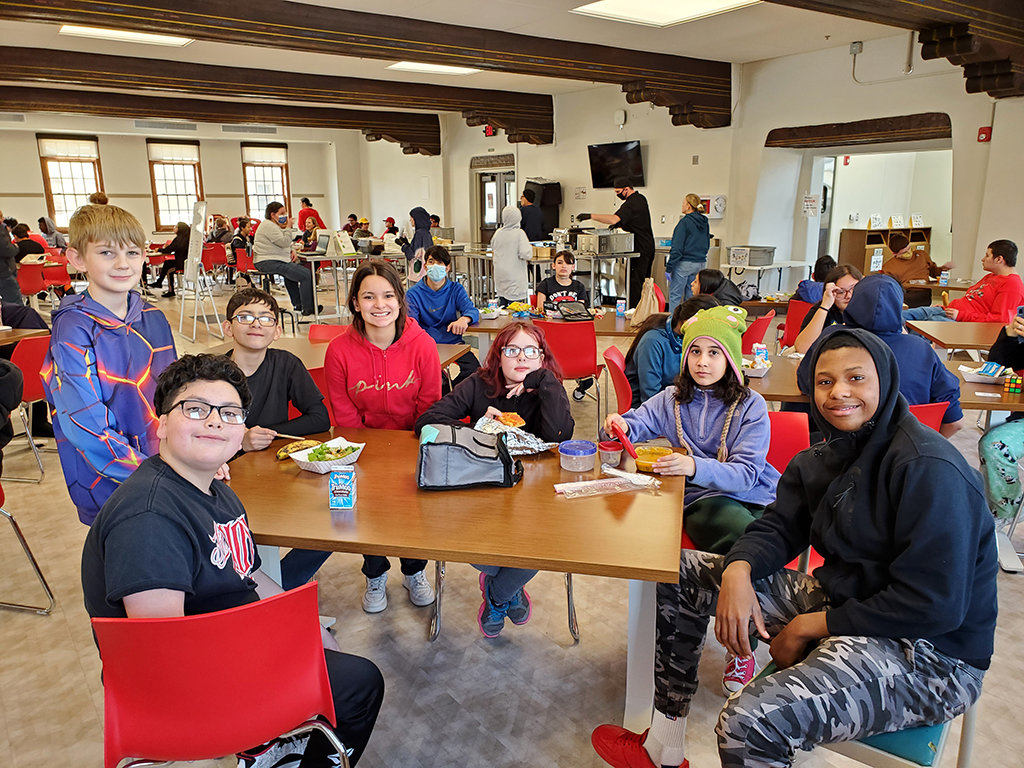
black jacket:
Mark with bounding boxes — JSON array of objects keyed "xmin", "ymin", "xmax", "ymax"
[
  {"xmin": 725, "ymin": 328, "xmax": 998, "ymax": 669},
  {"xmin": 0, "ymin": 359, "xmax": 24, "ymax": 474},
  {"xmin": 519, "ymin": 204, "xmax": 546, "ymax": 241},
  {"xmin": 414, "ymin": 368, "xmax": 574, "ymax": 443}
]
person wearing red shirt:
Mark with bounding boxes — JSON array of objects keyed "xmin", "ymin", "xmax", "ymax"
[
  {"xmin": 902, "ymin": 239, "xmax": 1021, "ymax": 324},
  {"xmin": 296, "ymin": 197, "xmax": 326, "ymax": 232},
  {"xmin": 323, "ymin": 259, "xmax": 440, "ymax": 614}
]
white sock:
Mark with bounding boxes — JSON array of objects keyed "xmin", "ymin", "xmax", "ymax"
[{"xmin": 646, "ymin": 709, "xmax": 687, "ymax": 767}]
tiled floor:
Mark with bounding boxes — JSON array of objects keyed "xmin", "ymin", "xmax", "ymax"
[{"xmin": 0, "ymin": 287, "xmax": 1020, "ymax": 767}]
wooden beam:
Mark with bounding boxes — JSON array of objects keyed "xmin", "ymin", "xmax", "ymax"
[
  {"xmin": 765, "ymin": 112, "xmax": 952, "ymax": 148},
  {"xmin": 1, "ymin": 86, "xmax": 442, "ymax": 155},
  {"xmin": 0, "ymin": 0, "xmax": 731, "ymax": 128},
  {"xmin": 0, "ymin": 46, "xmax": 555, "ymax": 144}
]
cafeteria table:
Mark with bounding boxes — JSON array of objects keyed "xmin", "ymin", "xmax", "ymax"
[
  {"xmin": 905, "ymin": 320, "xmax": 1003, "ymax": 353},
  {"xmin": 229, "ymin": 428, "xmax": 686, "ymax": 730},
  {"xmin": 0, "ymin": 327, "xmax": 49, "ymax": 347},
  {"xmin": 210, "ymin": 336, "xmax": 470, "ymax": 371}
]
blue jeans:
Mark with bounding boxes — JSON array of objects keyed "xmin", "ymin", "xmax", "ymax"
[
  {"xmin": 668, "ymin": 260, "xmax": 705, "ymax": 313},
  {"xmin": 254, "ymin": 259, "xmax": 315, "ymax": 314},
  {"xmin": 473, "ymin": 564, "xmax": 537, "ymax": 603},
  {"xmin": 902, "ymin": 305, "xmax": 953, "ymax": 323}
]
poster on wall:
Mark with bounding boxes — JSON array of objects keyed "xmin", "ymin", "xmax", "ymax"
[
  {"xmin": 184, "ymin": 200, "xmax": 207, "ymax": 285},
  {"xmin": 801, "ymin": 194, "xmax": 820, "ymax": 218},
  {"xmin": 870, "ymin": 248, "xmax": 884, "ymax": 272}
]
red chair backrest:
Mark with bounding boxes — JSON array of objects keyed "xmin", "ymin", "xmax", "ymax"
[
  {"xmin": 11, "ymin": 335, "xmax": 51, "ymax": 404},
  {"xmin": 742, "ymin": 310, "xmax": 775, "ymax": 355},
  {"xmin": 43, "ymin": 264, "xmax": 71, "ymax": 287},
  {"xmin": 308, "ymin": 324, "xmax": 347, "ymax": 342},
  {"xmin": 602, "ymin": 346, "xmax": 633, "ymax": 414},
  {"xmin": 44, "ymin": 246, "xmax": 64, "ymax": 260},
  {"xmin": 534, "ymin": 319, "xmax": 600, "ymax": 380},
  {"xmin": 909, "ymin": 401, "xmax": 948, "ymax": 432},
  {"xmin": 235, "ymin": 248, "xmax": 255, "ymax": 273},
  {"xmin": 766, "ymin": 410, "xmax": 810, "ymax": 474},
  {"xmin": 201, "ymin": 243, "xmax": 228, "ymax": 271},
  {"xmin": 777, "ymin": 300, "xmax": 814, "ymax": 350},
  {"xmin": 92, "ymin": 583, "xmax": 335, "ymax": 768},
  {"xmin": 652, "ymin": 282, "xmax": 667, "ymax": 312},
  {"xmin": 17, "ymin": 264, "xmax": 47, "ymax": 295},
  {"xmin": 308, "ymin": 366, "xmax": 334, "ymax": 426}
]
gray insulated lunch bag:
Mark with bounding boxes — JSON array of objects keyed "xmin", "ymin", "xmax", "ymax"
[{"xmin": 417, "ymin": 423, "xmax": 524, "ymax": 490}]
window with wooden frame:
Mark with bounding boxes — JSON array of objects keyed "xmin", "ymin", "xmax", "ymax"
[
  {"xmin": 148, "ymin": 140, "xmax": 204, "ymax": 231},
  {"xmin": 242, "ymin": 143, "xmax": 290, "ymax": 221},
  {"xmin": 37, "ymin": 135, "xmax": 103, "ymax": 229}
]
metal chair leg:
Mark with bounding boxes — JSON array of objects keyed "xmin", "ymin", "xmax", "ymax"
[
  {"xmin": 0, "ymin": 507, "xmax": 55, "ymax": 614},
  {"xmin": 956, "ymin": 700, "xmax": 977, "ymax": 768},
  {"xmin": 565, "ymin": 572, "xmax": 580, "ymax": 642},
  {"xmin": 429, "ymin": 560, "xmax": 446, "ymax": 642},
  {"xmin": 2, "ymin": 403, "xmax": 45, "ymax": 483}
]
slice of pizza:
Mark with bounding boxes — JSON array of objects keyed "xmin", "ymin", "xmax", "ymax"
[{"xmin": 495, "ymin": 412, "xmax": 526, "ymax": 428}]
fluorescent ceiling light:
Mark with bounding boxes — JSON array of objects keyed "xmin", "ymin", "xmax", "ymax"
[
  {"xmin": 58, "ymin": 24, "xmax": 193, "ymax": 47},
  {"xmin": 387, "ymin": 61, "xmax": 481, "ymax": 76},
  {"xmin": 570, "ymin": 0, "xmax": 761, "ymax": 28}
]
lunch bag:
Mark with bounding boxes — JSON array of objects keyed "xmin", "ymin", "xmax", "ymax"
[{"xmin": 417, "ymin": 423, "xmax": 524, "ymax": 490}]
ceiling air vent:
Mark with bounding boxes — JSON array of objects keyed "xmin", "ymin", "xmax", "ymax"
[
  {"xmin": 0, "ymin": 113, "xmax": 27, "ymax": 122},
  {"xmin": 222, "ymin": 124, "xmax": 278, "ymax": 135},
  {"xmin": 134, "ymin": 119, "xmax": 197, "ymax": 131}
]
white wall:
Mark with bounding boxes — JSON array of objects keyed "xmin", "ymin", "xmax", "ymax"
[{"xmin": 359, "ymin": 139, "xmax": 445, "ymax": 237}]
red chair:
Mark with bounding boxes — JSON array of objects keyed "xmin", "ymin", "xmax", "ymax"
[
  {"xmin": 201, "ymin": 242, "xmax": 228, "ymax": 271},
  {"xmin": 534, "ymin": 319, "xmax": 605, "ymax": 441},
  {"xmin": 0, "ymin": 481, "xmax": 55, "ymax": 614},
  {"xmin": 4, "ymin": 335, "xmax": 51, "ymax": 483},
  {"xmin": 308, "ymin": 324, "xmax": 348, "ymax": 342},
  {"xmin": 91, "ymin": 583, "xmax": 351, "ymax": 768},
  {"xmin": 741, "ymin": 309, "xmax": 775, "ymax": 355},
  {"xmin": 602, "ymin": 346, "xmax": 633, "ymax": 414},
  {"xmin": 16, "ymin": 264, "xmax": 47, "ymax": 306},
  {"xmin": 309, "ymin": 366, "xmax": 335, "ymax": 427},
  {"xmin": 42, "ymin": 264, "xmax": 72, "ymax": 304},
  {"xmin": 44, "ymin": 246, "xmax": 64, "ymax": 260},
  {"xmin": 652, "ymin": 282, "xmax": 667, "ymax": 312},
  {"xmin": 909, "ymin": 401, "xmax": 948, "ymax": 432},
  {"xmin": 775, "ymin": 300, "xmax": 814, "ymax": 353}
]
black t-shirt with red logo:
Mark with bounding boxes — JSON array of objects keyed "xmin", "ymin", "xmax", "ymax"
[
  {"xmin": 536, "ymin": 277, "xmax": 589, "ymax": 305},
  {"xmin": 82, "ymin": 455, "xmax": 262, "ymax": 619}
]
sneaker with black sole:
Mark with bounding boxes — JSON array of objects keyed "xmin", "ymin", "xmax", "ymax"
[
  {"xmin": 477, "ymin": 578, "xmax": 508, "ymax": 638},
  {"xmin": 362, "ymin": 573, "xmax": 388, "ymax": 613},
  {"xmin": 402, "ymin": 570, "xmax": 435, "ymax": 606},
  {"xmin": 722, "ymin": 652, "xmax": 757, "ymax": 696}
]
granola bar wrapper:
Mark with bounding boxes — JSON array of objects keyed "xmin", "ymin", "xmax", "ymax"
[{"xmin": 473, "ymin": 417, "xmax": 558, "ymax": 456}]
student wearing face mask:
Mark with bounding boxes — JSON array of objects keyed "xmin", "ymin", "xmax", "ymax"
[
  {"xmin": 577, "ymin": 176, "xmax": 655, "ymax": 309},
  {"xmin": 406, "ymin": 245, "xmax": 481, "ymax": 391},
  {"xmin": 252, "ymin": 201, "xmax": 320, "ymax": 318}
]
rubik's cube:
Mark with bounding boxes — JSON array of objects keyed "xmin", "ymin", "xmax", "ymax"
[{"xmin": 1004, "ymin": 375, "xmax": 1023, "ymax": 394}]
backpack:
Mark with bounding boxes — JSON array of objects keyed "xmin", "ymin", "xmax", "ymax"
[{"xmin": 417, "ymin": 423, "xmax": 524, "ymax": 490}]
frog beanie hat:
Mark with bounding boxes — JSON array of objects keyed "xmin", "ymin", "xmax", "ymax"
[{"xmin": 680, "ymin": 305, "xmax": 748, "ymax": 382}]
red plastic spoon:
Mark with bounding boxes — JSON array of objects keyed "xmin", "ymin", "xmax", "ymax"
[{"xmin": 610, "ymin": 422, "xmax": 638, "ymax": 459}]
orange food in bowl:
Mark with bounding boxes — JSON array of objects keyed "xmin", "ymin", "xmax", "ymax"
[{"xmin": 634, "ymin": 446, "xmax": 674, "ymax": 472}]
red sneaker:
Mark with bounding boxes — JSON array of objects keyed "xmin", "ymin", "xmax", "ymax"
[
  {"xmin": 591, "ymin": 726, "xmax": 690, "ymax": 768},
  {"xmin": 723, "ymin": 653, "xmax": 758, "ymax": 696}
]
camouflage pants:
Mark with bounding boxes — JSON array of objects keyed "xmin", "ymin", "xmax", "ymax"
[{"xmin": 657, "ymin": 550, "xmax": 985, "ymax": 767}]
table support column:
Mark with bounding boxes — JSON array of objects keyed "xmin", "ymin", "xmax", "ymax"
[{"xmin": 624, "ymin": 579, "xmax": 657, "ymax": 731}]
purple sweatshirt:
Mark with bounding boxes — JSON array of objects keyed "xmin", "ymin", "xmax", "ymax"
[{"xmin": 619, "ymin": 386, "xmax": 779, "ymax": 508}]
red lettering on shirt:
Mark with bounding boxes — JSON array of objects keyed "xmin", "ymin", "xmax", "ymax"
[
  {"xmin": 350, "ymin": 370, "xmax": 418, "ymax": 394},
  {"xmin": 209, "ymin": 516, "xmax": 256, "ymax": 579}
]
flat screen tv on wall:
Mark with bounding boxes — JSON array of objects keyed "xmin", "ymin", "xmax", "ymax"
[{"xmin": 587, "ymin": 141, "xmax": 645, "ymax": 188}]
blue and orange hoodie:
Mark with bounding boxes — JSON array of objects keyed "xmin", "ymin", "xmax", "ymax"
[{"xmin": 42, "ymin": 291, "xmax": 176, "ymax": 524}]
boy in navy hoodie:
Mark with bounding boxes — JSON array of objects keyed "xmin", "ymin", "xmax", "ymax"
[
  {"xmin": 406, "ymin": 245, "xmax": 480, "ymax": 391},
  {"xmin": 42, "ymin": 205, "xmax": 177, "ymax": 525}
]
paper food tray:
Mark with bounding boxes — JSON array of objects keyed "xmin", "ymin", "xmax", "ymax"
[
  {"xmin": 742, "ymin": 367, "xmax": 770, "ymax": 378},
  {"xmin": 289, "ymin": 436, "xmax": 365, "ymax": 474},
  {"xmin": 961, "ymin": 371, "xmax": 1006, "ymax": 385}
]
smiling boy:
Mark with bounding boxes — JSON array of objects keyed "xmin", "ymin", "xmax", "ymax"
[
  {"xmin": 592, "ymin": 328, "xmax": 996, "ymax": 768},
  {"xmin": 42, "ymin": 204, "xmax": 177, "ymax": 525}
]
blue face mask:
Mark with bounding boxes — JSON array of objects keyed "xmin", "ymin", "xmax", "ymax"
[
  {"xmin": 426, "ymin": 264, "xmax": 447, "ymax": 283},
  {"xmin": 277, "ymin": 215, "xmax": 288, "ymax": 224}
]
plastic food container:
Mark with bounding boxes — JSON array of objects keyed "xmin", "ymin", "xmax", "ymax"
[
  {"xmin": 634, "ymin": 446, "xmax": 673, "ymax": 473},
  {"xmin": 559, "ymin": 440, "xmax": 597, "ymax": 472},
  {"xmin": 598, "ymin": 440, "xmax": 623, "ymax": 465}
]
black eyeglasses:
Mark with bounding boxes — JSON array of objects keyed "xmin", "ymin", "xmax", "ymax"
[
  {"xmin": 501, "ymin": 345, "xmax": 542, "ymax": 359},
  {"xmin": 231, "ymin": 313, "xmax": 277, "ymax": 327},
  {"xmin": 168, "ymin": 399, "xmax": 248, "ymax": 425}
]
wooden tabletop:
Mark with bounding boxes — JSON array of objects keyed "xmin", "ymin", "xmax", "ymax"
[
  {"xmin": 469, "ymin": 313, "xmax": 638, "ymax": 338},
  {"xmin": 745, "ymin": 356, "xmax": 805, "ymax": 403},
  {"xmin": 228, "ymin": 429, "xmax": 685, "ymax": 582},
  {"xmin": 210, "ymin": 337, "xmax": 470, "ymax": 370},
  {"xmin": 0, "ymin": 327, "xmax": 49, "ymax": 346},
  {"xmin": 905, "ymin": 321, "xmax": 1002, "ymax": 350}
]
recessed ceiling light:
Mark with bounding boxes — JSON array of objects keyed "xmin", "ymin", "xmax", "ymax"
[
  {"xmin": 570, "ymin": 0, "xmax": 761, "ymax": 28},
  {"xmin": 58, "ymin": 24, "xmax": 194, "ymax": 47},
  {"xmin": 386, "ymin": 61, "xmax": 481, "ymax": 76}
]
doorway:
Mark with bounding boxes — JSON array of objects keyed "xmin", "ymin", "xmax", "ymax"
[{"xmin": 478, "ymin": 170, "xmax": 516, "ymax": 245}]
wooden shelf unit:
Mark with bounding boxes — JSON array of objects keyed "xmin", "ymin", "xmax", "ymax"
[{"xmin": 838, "ymin": 227, "xmax": 932, "ymax": 276}]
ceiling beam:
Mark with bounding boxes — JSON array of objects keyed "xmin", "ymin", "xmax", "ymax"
[
  {"xmin": 0, "ymin": 0, "xmax": 732, "ymax": 129},
  {"xmin": 765, "ymin": 112, "xmax": 952, "ymax": 148},
  {"xmin": 0, "ymin": 46, "xmax": 555, "ymax": 144},
  {"xmin": 764, "ymin": 0, "xmax": 1024, "ymax": 98},
  {"xmin": 0, "ymin": 86, "xmax": 442, "ymax": 155}
]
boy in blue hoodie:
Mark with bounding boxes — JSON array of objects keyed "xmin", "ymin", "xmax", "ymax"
[
  {"xmin": 42, "ymin": 205, "xmax": 177, "ymax": 524},
  {"xmin": 797, "ymin": 273, "xmax": 964, "ymax": 437},
  {"xmin": 407, "ymin": 245, "xmax": 480, "ymax": 391}
]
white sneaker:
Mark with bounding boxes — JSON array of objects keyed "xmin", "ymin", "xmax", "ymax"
[
  {"xmin": 237, "ymin": 734, "xmax": 309, "ymax": 767},
  {"xmin": 362, "ymin": 573, "xmax": 388, "ymax": 613},
  {"xmin": 402, "ymin": 570, "xmax": 435, "ymax": 606}
]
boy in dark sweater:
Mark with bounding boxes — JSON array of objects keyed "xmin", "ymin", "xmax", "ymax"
[{"xmin": 593, "ymin": 328, "xmax": 996, "ymax": 768}]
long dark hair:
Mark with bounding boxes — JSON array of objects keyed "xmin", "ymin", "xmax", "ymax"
[
  {"xmin": 624, "ymin": 295, "xmax": 720, "ymax": 368},
  {"xmin": 674, "ymin": 336, "xmax": 748, "ymax": 406},
  {"xmin": 695, "ymin": 269, "xmax": 727, "ymax": 296},
  {"xmin": 346, "ymin": 260, "xmax": 408, "ymax": 342},
  {"xmin": 478, "ymin": 322, "xmax": 563, "ymax": 399}
]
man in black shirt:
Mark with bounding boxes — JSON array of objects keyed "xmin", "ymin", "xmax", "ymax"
[
  {"xmin": 81, "ymin": 354, "xmax": 383, "ymax": 766},
  {"xmin": 578, "ymin": 176, "xmax": 655, "ymax": 308},
  {"xmin": 519, "ymin": 189, "xmax": 546, "ymax": 241}
]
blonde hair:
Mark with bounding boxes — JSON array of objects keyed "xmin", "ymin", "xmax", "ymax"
[
  {"xmin": 685, "ymin": 194, "xmax": 705, "ymax": 213},
  {"xmin": 68, "ymin": 204, "xmax": 146, "ymax": 253}
]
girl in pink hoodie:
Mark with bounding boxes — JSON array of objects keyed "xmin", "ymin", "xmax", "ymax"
[{"xmin": 323, "ymin": 260, "xmax": 441, "ymax": 613}]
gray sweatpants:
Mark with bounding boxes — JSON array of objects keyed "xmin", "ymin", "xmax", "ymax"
[{"xmin": 658, "ymin": 550, "xmax": 984, "ymax": 767}]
